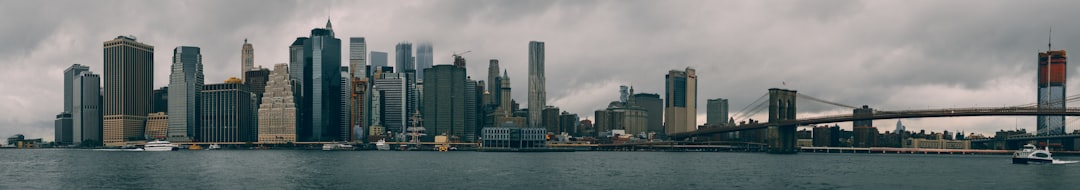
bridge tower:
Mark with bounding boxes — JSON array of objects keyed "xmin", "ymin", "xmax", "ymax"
[{"xmin": 767, "ymin": 88, "xmax": 798, "ymax": 154}]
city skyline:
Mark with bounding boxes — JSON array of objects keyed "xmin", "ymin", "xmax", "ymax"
[{"xmin": 6, "ymin": 1, "xmax": 1080, "ymax": 140}]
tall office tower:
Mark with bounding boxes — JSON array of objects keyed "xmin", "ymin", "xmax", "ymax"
[
  {"xmin": 373, "ymin": 74, "xmax": 406, "ymax": 133},
  {"xmin": 102, "ymin": 36, "xmax": 154, "ymax": 146},
  {"xmin": 167, "ymin": 46, "xmax": 203, "ymax": 142},
  {"xmin": 152, "ymin": 87, "xmax": 168, "ymax": 114},
  {"xmin": 144, "ymin": 112, "xmax": 168, "ymax": 140},
  {"xmin": 339, "ymin": 66, "xmax": 352, "ymax": 141},
  {"xmin": 423, "ymin": 65, "xmax": 466, "ymax": 141},
  {"xmin": 631, "ymin": 93, "xmax": 663, "ymax": 135},
  {"xmin": 853, "ymin": 105, "xmax": 873, "ymax": 128},
  {"xmin": 292, "ymin": 20, "xmax": 343, "ymax": 142},
  {"xmin": 370, "ymin": 51, "xmax": 388, "ymax": 68},
  {"xmin": 404, "ymin": 71, "xmax": 419, "ymax": 132},
  {"xmin": 498, "ymin": 70, "xmax": 513, "ymax": 116},
  {"xmin": 706, "ymin": 98, "xmax": 728, "ymax": 126},
  {"xmin": 349, "ymin": 37, "xmax": 367, "ymax": 78},
  {"xmin": 465, "ymin": 78, "xmax": 479, "ymax": 141},
  {"xmin": 54, "ymin": 113, "xmax": 72, "ymax": 145},
  {"xmin": 64, "ymin": 64, "xmax": 90, "ymax": 112},
  {"xmin": 244, "ymin": 67, "xmax": 270, "ymax": 106},
  {"xmin": 288, "ymin": 37, "xmax": 308, "ymax": 141},
  {"xmin": 200, "ymin": 78, "xmax": 257, "ymax": 143},
  {"xmin": 416, "ymin": 43, "xmax": 433, "ymax": 81},
  {"xmin": 558, "ymin": 112, "xmax": 579, "ymax": 135},
  {"xmin": 1038, "ymin": 49, "xmax": 1068, "ymax": 135},
  {"xmin": 72, "ymin": 71, "xmax": 101, "ymax": 145},
  {"xmin": 664, "ymin": 67, "xmax": 697, "ymax": 135},
  {"xmin": 241, "ymin": 39, "xmax": 254, "ymax": 77},
  {"xmin": 528, "ymin": 41, "xmax": 546, "ymax": 128},
  {"xmin": 395, "ymin": 42, "xmax": 414, "ymax": 72},
  {"xmin": 258, "ymin": 64, "xmax": 297, "ymax": 144},
  {"xmin": 542, "ymin": 106, "xmax": 560, "ymax": 134},
  {"xmin": 487, "ymin": 59, "xmax": 501, "ymax": 107},
  {"xmin": 348, "ymin": 38, "xmax": 368, "ymax": 142}
]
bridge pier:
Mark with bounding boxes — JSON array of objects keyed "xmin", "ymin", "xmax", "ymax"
[{"xmin": 767, "ymin": 88, "xmax": 798, "ymax": 154}]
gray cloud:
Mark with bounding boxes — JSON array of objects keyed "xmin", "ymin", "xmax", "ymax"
[{"xmin": 3, "ymin": 0, "xmax": 1080, "ymax": 141}]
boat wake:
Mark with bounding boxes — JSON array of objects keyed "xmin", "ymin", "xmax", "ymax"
[{"xmin": 1052, "ymin": 160, "xmax": 1079, "ymax": 164}]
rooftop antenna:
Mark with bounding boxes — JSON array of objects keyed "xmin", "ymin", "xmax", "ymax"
[{"xmin": 1049, "ymin": 26, "xmax": 1053, "ymax": 51}]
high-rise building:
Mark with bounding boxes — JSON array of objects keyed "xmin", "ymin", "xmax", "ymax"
[
  {"xmin": 395, "ymin": 42, "xmax": 413, "ymax": 72},
  {"xmin": 200, "ymin": 78, "xmax": 257, "ymax": 143},
  {"xmin": 241, "ymin": 39, "xmax": 254, "ymax": 77},
  {"xmin": 664, "ymin": 67, "xmax": 697, "ymax": 135},
  {"xmin": 487, "ymin": 59, "xmax": 501, "ymax": 107},
  {"xmin": 152, "ymin": 87, "xmax": 168, "ymax": 114},
  {"xmin": 244, "ymin": 67, "xmax": 270, "ymax": 105},
  {"xmin": 102, "ymin": 36, "xmax": 154, "ymax": 146},
  {"xmin": 542, "ymin": 106, "xmax": 560, "ymax": 134},
  {"xmin": 853, "ymin": 105, "xmax": 873, "ymax": 128},
  {"xmin": 528, "ymin": 41, "xmax": 546, "ymax": 129},
  {"xmin": 1038, "ymin": 49, "xmax": 1067, "ymax": 135},
  {"xmin": 145, "ymin": 112, "xmax": 168, "ymax": 140},
  {"xmin": 349, "ymin": 37, "xmax": 367, "ymax": 78},
  {"xmin": 465, "ymin": 78, "xmax": 480, "ymax": 141},
  {"xmin": 707, "ymin": 98, "xmax": 728, "ymax": 126},
  {"xmin": 416, "ymin": 43, "xmax": 433, "ymax": 81},
  {"xmin": 340, "ymin": 66, "xmax": 352, "ymax": 141},
  {"xmin": 167, "ymin": 46, "xmax": 203, "ymax": 142},
  {"xmin": 54, "ymin": 113, "xmax": 72, "ymax": 145},
  {"xmin": 72, "ymin": 71, "xmax": 101, "ymax": 145},
  {"xmin": 370, "ymin": 51, "xmax": 388, "ymax": 68},
  {"xmin": 293, "ymin": 20, "xmax": 343, "ymax": 142},
  {"xmin": 423, "ymin": 65, "xmax": 466, "ymax": 141},
  {"xmin": 558, "ymin": 112, "xmax": 579, "ymax": 135},
  {"xmin": 373, "ymin": 74, "xmax": 407, "ymax": 133},
  {"xmin": 288, "ymin": 37, "xmax": 308, "ymax": 141},
  {"xmin": 64, "ymin": 64, "xmax": 90, "ymax": 113},
  {"xmin": 258, "ymin": 64, "xmax": 297, "ymax": 144},
  {"xmin": 630, "ymin": 93, "xmax": 663, "ymax": 136}
]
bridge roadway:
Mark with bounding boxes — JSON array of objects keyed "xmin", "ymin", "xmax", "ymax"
[{"xmin": 673, "ymin": 107, "xmax": 1080, "ymax": 139}]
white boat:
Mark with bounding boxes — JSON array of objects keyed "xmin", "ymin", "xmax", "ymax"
[
  {"xmin": 207, "ymin": 144, "xmax": 221, "ymax": 150},
  {"xmin": 375, "ymin": 139, "xmax": 390, "ymax": 151},
  {"xmin": 322, "ymin": 142, "xmax": 354, "ymax": 151},
  {"xmin": 1012, "ymin": 144, "xmax": 1075, "ymax": 164},
  {"xmin": 144, "ymin": 140, "xmax": 179, "ymax": 151}
]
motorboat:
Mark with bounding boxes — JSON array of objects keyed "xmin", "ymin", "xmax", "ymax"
[
  {"xmin": 207, "ymin": 144, "xmax": 221, "ymax": 150},
  {"xmin": 1012, "ymin": 144, "xmax": 1078, "ymax": 164},
  {"xmin": 322, "ymin": 142, "xmax": 355, "ymax": 151},
  {"xmin": 144, "ymin": 140, "xmax": 179, "ymax": 151},
  {"xmin": 376, "ymin": 139, "xmax": 390, "ymax": 151}
]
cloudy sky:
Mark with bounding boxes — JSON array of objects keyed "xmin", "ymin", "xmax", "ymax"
[{"xmin": 3, "ymin": 0, "xmax": 1080, "ymax": 141}]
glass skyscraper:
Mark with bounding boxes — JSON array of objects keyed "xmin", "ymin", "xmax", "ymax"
[
  {"xmin": 416, "ymin": 43, "xmax": 433, "ymax": 81},
  {"xmin": 102, "ymin": 36, "xmax": 154, "ymax": 146},
  {"xmin": 665, "ymin": 68, "xmax": 697, "ymax": 135},
  {"xmin": 167, "ymin": 46, "xmax": 203, "ymax": 142},
  {"xmin": 528, "ymin": 41, "xmax": 546, "ymax": 129},
  {"xmin": 395, "ymin": 42, "xmax": 413, "ymax": 72}
]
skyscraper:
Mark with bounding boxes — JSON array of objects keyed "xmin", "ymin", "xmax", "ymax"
[
  {"xmin": 340, "ymin": 66, "xmax": 352, "ymax": 141},
  {"xmin": 102, "ymin": 36, "xmax": 154, "ymax": 146},
  {"xmin": 395, "ymin": 42, "xmax": 413, "ymax": 72},
  {"xmin": 370, "ymin": 51, "xmax": 388, "ymax": 68},
  {"xmin": 350, "ymin": 37, "xmax": 367, "ymax": 78},
  {"xmin": 72, "ymin": 71, "xmax": 101, "ymax": 145},
  {"xmin": 664, "ymin": 67, "xmax": 697, "ymax": 135},
  {"xmin": 630, "ymin": 93, "xmax": 663, "ymax": 135},
  {"xmin": 288, "ymin": 37, "xmax": 308, "ymax": 141},
  {"xmin": 423, "ymin": 65, "xmax": 466, "ymax": 141},
  {"xmin": 487, "ymin": 59, "xmax": 501, "ymax": 107},
  {"xmin": 64, "ymin": 64, "xmax": 90, "ymax": 113},
  {"xmin": 373, "ymin": 74, "xmax": 407, "ymax": 134},
  {"xmin": 200, "ymin": 78, "xmax": 257, "ymax": 143},
  {"xmin": 167, "ymin": 46, "xmax": 203, "ymax": 142},
  {"xmin": 528, "ymin": 41, "xmax": 546, "ymax": 128},
  {"xmin": 244, "ymin": 67, "xmax": 270, "ymax": 105},
  {"xmin": 1038, "ymin": 49, "xmax": 1067, "ymax": 135},
  {"xmin": 464, "ymin": 78, "xmax": 479, "ymax": 141},
  {"xmin": 293, "ymin": 20, "xmax": 343, "ymax": 142},
  {"xmin": 349, "ymin": 37, "xmax": 367, "ymax": 142},
  {"xmin": 241, "ymin": 39, "xmax": 254, "ymax": 77},
  {"xmin": 258, "ymin": 63, "xmax": 297, "ymax": 144},
  {"xmin": 152, "ymin": 87, "xmax": 168, "ymax": 114},
  {"xmin": 416, "ymin": 43, "xmax": 433, "ymax": 81},
  {"xmin": 707, "ymin": 98, "xmax": 728, "ymax": 126},
  {"xmin": 54, "ymin": 113, "xmax": 72, "ymax": 145}
]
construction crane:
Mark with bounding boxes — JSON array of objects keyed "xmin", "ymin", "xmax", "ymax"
[{"xmin": 452, "ymin": 50, "xmax": 471, "ymax": 67}]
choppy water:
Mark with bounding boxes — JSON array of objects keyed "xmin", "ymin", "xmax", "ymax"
[{"xmin": 2, "ymin": 149, "xmax": 1079, "ymax": 189}]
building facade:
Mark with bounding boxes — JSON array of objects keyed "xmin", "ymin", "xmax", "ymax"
[
  {"xmin": 200, "ymin": 79, "xmax": 257, "ymax": 143},
  {"xmin": 373, "ymin": 74, "xmax": 407, "ymax": 134},
  {"xmin": 370, "ymin": 51, "xmax": 388, "ymax": 68},
  {"xmin": 102, "ymin": 36, "xmax": 154, "ymax": 146},
  {"xmin": 54, "ymin": 113, "xmax": 72, "ymax": 145},
  {"xmin": 145, "ymin": 112, "xmax": 168, "ymax": 140},
  {"xmin": 631, "ymin": 93, "xmax": 663, "ymax": 136},
  {"xmin": 244, "ymin": 67, "xmax": 270, "ymax": 105},
  {"xmin": 258, "ymin": 64, "xmax": 297, "ymax": 143},
  {"xmin": 72, "ymin": 71, "xmax": 102, "ymax": 145},
  {"xmin": 167, "ymin": 46, "xmax": 203, "ymax": 142},
  {"xmin": 664, "ymin": 68, "xmax": 697, "ymax": 135},
  {"xmin": 1038, "ymin": 49, "xmax": 1067, "ymax": 135},
  {"xmin": 423, "ymin": 65, "xmax": 466, "ymax": 141},
  {"xmin": 241, "ymin": 39, "xmax": 254, "ymax": 77},
  {"xmin": 64, "ymin": 64, "xmax": 90, "ymax": 113},
  {"xmin": 416, "ymin": 43, "xmax": 433, "ymax": 81},
  {"xmin": 707, "ymin": 98, "xmax": 728, "ymax": 126},
  {"xmin": 152, "ymin": 87, "xmax": 168, "ymax": 114},
  {"xmin": 395, "ymin": 42, "xmax": 413, "ymax": 72},
  {"xmin": 293, "ymin": 20, "xmax": 343, "ymax": 142},
  {"xmin": 528, "ymin": 41, "xmax": 546, "ymax": 129}
]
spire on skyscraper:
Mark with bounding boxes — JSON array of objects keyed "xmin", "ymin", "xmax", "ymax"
[{"xmin": 326, "ymin": 18, "xmax": 333, "ymax": 29}]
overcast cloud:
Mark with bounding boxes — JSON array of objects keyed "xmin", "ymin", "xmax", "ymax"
[{"xmin": 3, "ymin": 0, "xmax": 1080, "ymax": 141}]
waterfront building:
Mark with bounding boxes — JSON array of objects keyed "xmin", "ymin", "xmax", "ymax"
[
  {"xmin": 54, "ymin": 113, "xmax": 72, "ymax": 145},
  {"xmin": 481, "ymin": 127, "xmax": 547, "ymax": 149},
  {"xmin": 145, "ymin": 112, "xmax": 168, "ymax": 140},
  {"xmin": 904, "ymin": 138, "xmax": 971, "ymax": 149},
  {"xmin": 244, "ymin": 67, "xmax": 270, "ymax": 105},
  {"xmin": 288, "ymin": 36, "xmax": 308, "ymax": 141},
  {"xmin": 373, "ymin": 74, "xmax": 407, "ymax": 133},
  {"xmin": 102, "ymin": 36, "xmax": 154, "ymax": 146},
  {"xmin": 664, "ymin": 67, "xmax": 697, "ymax": 135},
  {"xmin": 64, "ymin": 64, "xmax": 90, "ymax": 113},
  {"xmin": 1038, "ymin": 49, "xmax": 1068, "ymax": 135},
  {"xmin": 853, "ymin": 126, "xmax": 879, "ymax": 148},
  {"xmin": 528, "ymin": 41, "xmax": 546, "ymax": 129},
  {"xmin": 853, "ymin": 105, "xmax": 873, "ymax": 128},
  {"xmin": 812, "ymin": 125, "xmax": 841, "ymax": 147},
  {"xmin": 707, "ymin": 98, "xmax": 729, "ymax": 126},
  {"xmin": 258, "ymin": 64, "xmax": 297, "ymax": 144},
  {"xmin": 241, "ymin": 39, "xmax": 254, "ymax": 77},
  {"xmin": 291, "ymin": 20, "xmax": 343, "ymax": 142},
  {"xmin": 72, "ymin": 71, "xmax": 101, "ymax": 145},
  {"xmin": 370, "ymin": 51, "xmax": 388, "ymax": 68},
  {"xmin": 339, "ymin": 66, "xmax": 352, "ymax": 141},
  {"xmin": 200, "ymin": 78, "xmax": 257, "ymax": 143},
  {"xmin": 416, "ymin": 43, "xmax": 433, "ymax": 81},
  {"xmin": 558, "ymin": 112, "xmax": 579, "ymax": 135},
  {"xmin": 152, "ymin": 87, "xmax": 168, "ymax": 114},
  {"xmin": 630, "ymin": 93, "xmax": 663, "ymax": 136},
  {"xmin": 167, "ymin": 46, "xmax": 203, "ymax": 142},
  {"xmin": 542, "ymin": 106, "xmax": 560, "ymax": 134},
  {"xmin": 465, "ymin": 78, "xmax": 480, "ymax": 141},
  {"xmin": 423, "ymin": 65, "xmax": 466, "ymax": 141},
  {"xmin": 395, "ymin": 42, "xmax": 413, "ymax": 72}
]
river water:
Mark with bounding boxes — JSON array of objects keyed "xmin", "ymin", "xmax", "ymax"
[{"xmin": 2, "ymin": 149, "xmax": 1079, "ymax": 189}]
